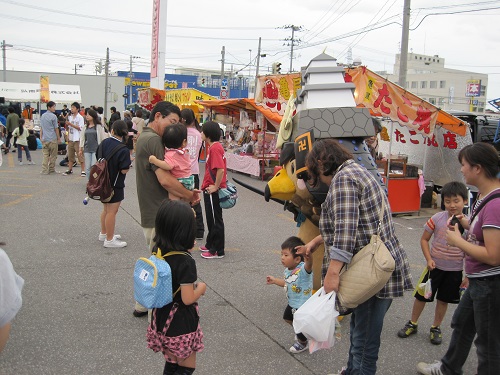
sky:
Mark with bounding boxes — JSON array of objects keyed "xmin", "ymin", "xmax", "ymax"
[{"xmin": 1, "ymin": 0, "xmax": 500, "ymax": 110}]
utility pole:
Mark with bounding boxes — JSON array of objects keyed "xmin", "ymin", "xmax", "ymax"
[
  {"xmin": 280, "ymin": 25, "xmax": 302, "ymax": 73},
  {"xmin": 398, "ymin": 0, "xmax": 411, "ymax": 88},
  {"xmin": 254, "ymin": 37, "xmax": 262, "ymax": 99},
  {"xmin": 220, "ymin": 46, "xmax": 225, "ymax": 80},
  {"xmin": 129, "ymin": 55, "xmax": 134, "ymax": 106},
  {"xmin": 104, "ymin": 48, "xmax": 110, "ymax": 127},
  {"xmin": 2, "ymin": 40, "xmax": 13, "ymax": 82}
]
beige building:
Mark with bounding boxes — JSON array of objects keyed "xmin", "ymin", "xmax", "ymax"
[{"xmin": 385, "ymin": 53, "xmax": 488, "ymax": 113}]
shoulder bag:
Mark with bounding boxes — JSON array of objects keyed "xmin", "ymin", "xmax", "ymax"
[
  {"xmin": 337, "ymin": 198, "xmax": 396, "ymax": 309},
  {"xmin": 208, "ymin": 168, "xmax": 238, "ymax": 209}
]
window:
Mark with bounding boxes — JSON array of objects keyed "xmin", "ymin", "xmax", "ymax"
[
  {"xmin": 481, "ymin": 85, "xmax": 486, "ymax": 96},
  {"xmin": 429, "ymin": 98, "xmax": 436, "ymax": 105},
  {"xmin": 440, "ymin": 80, "xmax": 446, "ymax": 88},
  {"xmin": 411, "ymin": 81, "xmax": 417, "ymax": 89},
  {"xmin": 421, "ymin": 81, "xmax": 427, "ymax": 89},
  {"xmin": 430, "ymin": 81, "xmax": 437, "ymax": 89}
]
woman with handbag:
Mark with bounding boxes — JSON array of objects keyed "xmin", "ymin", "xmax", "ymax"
[
  {"xmin": 79, "ymin": 109, "xmax": 109, "ymax": 180},
  {"xmin": 417, "ymin": 142, "xmax": 500, "ymax": 375},
  {"xmin": 297, "ymin": 139, "xmax": 413, "ymax": 375}
]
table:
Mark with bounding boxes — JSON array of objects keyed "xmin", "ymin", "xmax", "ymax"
[{"xmin": 225, "ymin": 153, "xmax": 261, "ymax": 177}]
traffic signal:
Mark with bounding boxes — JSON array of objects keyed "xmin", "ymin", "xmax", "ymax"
[{"xmin": 272, "ymin": 62, "xmax": 282, "ymax": 74}]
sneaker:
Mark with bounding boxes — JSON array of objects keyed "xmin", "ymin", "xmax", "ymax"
[
  {"xmin": 398, "ymin": 320, "xmax": 418, "ymax": 338},
  {"xmin": 98, "ymin": 233, "xmax": 122, "ymax": 242},
  {"xmin": 73, "ymin": 162, "xmax": 78, "ymax": 167},
  {"xmin": 289, "ymin": 340, "xmax": 308, "ymax": 354},
  {"xmin": 28, "ymin": 161, "xmax": 35, "ymax": 165},
  {"xmin": 416, "ymin": 361, "xmax": 443, "ymax": 375},
  {"xmin": 80, "ymin": 171, "xmax": 86, "ymax": 177},
  {"xmin": 199, "ymin": 245, "xmax": 210, "ymax": 252},
  {"xmin": 200, "ymin": 251, "xmax": 224, "ymax": 259},
  {"xmin": 103, "ymin": 238, "xmax": 127, "ymax": 248},
  {"xmin": 430, "ymin": 326, "xmax": 442, "ymax": 345},
  {"xmin": 62, "ymin": 170, "xmax": 73, "ymax": 176},
  {"xmin": 18, "ymin": 161, "xmax": 23, "ymax": 165}
]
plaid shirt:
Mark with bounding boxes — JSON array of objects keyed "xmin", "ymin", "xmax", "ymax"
[{"xmin": 319, "ymin": 160, "xmax": 413, "ymax": 298}]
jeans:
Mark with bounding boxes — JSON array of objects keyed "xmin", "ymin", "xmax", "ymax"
[
  {"xmin": 345, "ymin": 296, "xmax": 393, "ymax": 375},
  {"xmin": 440, "ymin": 277, "xmax": 500, "ymax": 375},
  {"xmin": 203, "ymin": 191, "xmax": 224, "ymax": 256},
  {"xmin": 17, "ymin": 144, "xmax": 31, "ymax": 162},
  {"xmin": 84, "ymin": 152, "xmax": 96, "ymax": 181}
]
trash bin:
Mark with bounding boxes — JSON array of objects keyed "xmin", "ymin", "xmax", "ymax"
[{"xmin": 421, "ymin": 180, "xmax": 434, "ymax": 208}]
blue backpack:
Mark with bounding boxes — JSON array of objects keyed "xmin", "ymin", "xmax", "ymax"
[{"xmin": 133, "ymin": 249, "xmax": 189, "ymax": 309}]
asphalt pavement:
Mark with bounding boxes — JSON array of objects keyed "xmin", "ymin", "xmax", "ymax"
[{"xmin": 0, "ymin": 149, "xmax": 478, "ymax": 375}]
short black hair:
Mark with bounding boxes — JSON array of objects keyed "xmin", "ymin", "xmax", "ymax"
[
  {"xmin": 71, "ymin": 102, "xmax": 80, "ymax": 110},
  {"xmin": 110, "ymin": 106, "xmax": 116, "ymax": 112},
  {"xmin": 202, "ymin": 121, "xmax": 221, "ymax": 142},
  {"xmin": 162, "ymin": 123, "xmax": 187, "ymax": 149},
  {"xmin": 154, "ymin": 200, "xmax": 196, "ymax": 253},
  {"xmin": 8, "ymin": 106, "xmax": 14, "ymax": 113},
  {"xmin": 281, "ymin": 236, "xmax": 305, "ymax": 261},
  {"xmin": 46, "ymin": 101, "xmax": 56, "ymax": 109},
  {"xmin": 441, "ymin": 181, "xmax": 468, "ymax": 201},
  {"xmin": 148, "ymin": 101, "xmax": 181, "ymax": 123}
]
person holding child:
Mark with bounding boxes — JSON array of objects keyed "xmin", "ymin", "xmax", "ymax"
[
  {"xmin": 149, "ymin": 123, "xmax": 194, "ymax": 201},
  {"xmin": 398, "ymin": 181, "xmax": 469, "ymax": 345},
  {"xmin": 266, "ymin": 236, "xmax": 312, "ymax": 353},
  {"xmin": 146, "ymin": 200, "xmax": 206, "ymax": 375}
]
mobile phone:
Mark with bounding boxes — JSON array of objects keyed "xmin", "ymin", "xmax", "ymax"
[{"xmin": 450, "ymin": 215, "xmax": 465, "ymax": 235}]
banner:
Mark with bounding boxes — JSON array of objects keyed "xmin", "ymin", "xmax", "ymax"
[
  {"xmin": 137, "ymin": 87, "xmax": 166, "ymax": 111},
  {"xmin": 345, "ymin": 67, "xmax": 467, "ymax": 137},
  {"xmin": 255, "ymin": 73, "xmax": 301, "ymax": 116},
  {"xmin": 40, "ymin": 75, "xmax": 50, "ymax": 103},
  {"xmin": 465, "ymin": 79, "xmax": 481, "ymax": 97}
]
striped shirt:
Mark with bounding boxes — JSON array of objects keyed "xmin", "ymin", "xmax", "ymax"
[{"xmin": 319, "ymin": 159, "xmax": 413, "ymax": 298}]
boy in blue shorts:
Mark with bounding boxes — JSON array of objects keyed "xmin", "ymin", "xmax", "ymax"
[
  {"xmin": 266, "ymin": 236, "xmax": 313, "ymax": 354},
  {"xmin": 397, "ymin": 181, "xmax": 469, "ymax": 345}
]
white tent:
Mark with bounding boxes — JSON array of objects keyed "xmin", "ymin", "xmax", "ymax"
[{"xmin": 0, "ymin": 82, "xmax": 81, "ymax": 103}]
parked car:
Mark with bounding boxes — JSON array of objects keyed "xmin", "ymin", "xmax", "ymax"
[{"xmin": 448, "ymin": 110, "xmax": 500, "ymax": 151}]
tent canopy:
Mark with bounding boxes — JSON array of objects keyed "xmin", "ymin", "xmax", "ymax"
[
  {"xmin": 196, "ymin": 98, "xmax": 282, "ymax": 127},
  {"xmin": 0, "ymin": 82, "xmax": 81, "ymax": 103},
  {"xmin": 345, "ymin": 66, "xmax": 467, "ymax": 136}
]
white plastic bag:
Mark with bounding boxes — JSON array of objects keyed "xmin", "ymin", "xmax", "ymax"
[
  {"xmin": 293, "ymin": 287, "xmax": 339, "ymax": 343},
  {"xmin": 424, "ymin": 278, "xmax": 432, "ymax": 299},
  {"xmin": 308, "ymin": 315, "xmax": 337, "ymax": 353}
]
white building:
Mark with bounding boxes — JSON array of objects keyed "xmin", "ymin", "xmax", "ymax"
[{"xmin": 385, "ymin": 53, "xmax": 488, "ymax": 113}]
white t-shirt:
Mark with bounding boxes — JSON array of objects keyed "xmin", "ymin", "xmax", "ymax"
[
  {"xmin": 0, "ymin": 249, "xmax": 24, "ymax": 328},
  {"xmin": 67, "ymin": 113, "xmax": 85, "ymax": 142}
]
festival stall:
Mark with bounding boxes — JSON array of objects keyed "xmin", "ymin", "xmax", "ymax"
[
  {"xmin": 196, "ymin": 73, "xmax": 301, "ymax": 179},
  {"xmin": 345, "ymin": 66, "xmax": 468, "ymax": 213}
]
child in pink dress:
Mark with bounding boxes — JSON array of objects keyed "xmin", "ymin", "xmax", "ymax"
[{"xmin": 149, "ymin": 123, "xmax": 194, "ymax": 201}]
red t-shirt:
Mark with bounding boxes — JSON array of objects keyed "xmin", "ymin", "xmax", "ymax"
[{"xmin": 201, "ymin": 142, "xmax": 227, "ymax": 190}]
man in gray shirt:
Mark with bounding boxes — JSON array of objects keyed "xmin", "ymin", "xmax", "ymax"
[{"xmin": 40, "ymin": 101, "xmax": 61, "ymax": 174}]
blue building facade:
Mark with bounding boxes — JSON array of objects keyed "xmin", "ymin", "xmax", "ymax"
[{"xmin": 117, "ymin": 71, "xmax": 249, "ymax": 108}]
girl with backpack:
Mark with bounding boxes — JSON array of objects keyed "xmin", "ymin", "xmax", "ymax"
[
  {"xmin": 97, "ymin": 120, "xmax": 130, "ymax": 248},
  {"xmin": 147, "ymin": 200, "xmax": 206, "ymax": 375},
  {"xmin": 79, "ymin": 109, "xmax": 108, "ymax": 180}
]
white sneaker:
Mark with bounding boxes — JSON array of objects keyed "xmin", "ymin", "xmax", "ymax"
[
  {"xmin": 28, "ymin": 161, "xmax": 35, "ymax": 165},
  {"xmin": 417, "ymin": 361, "xmax": 443, "ymax": 375},
  {"xmin": 289, "ymin": 340, "xmax": 308, "ymax": 354},
  {"xmin": 103, "ymin": 238, "xmax": 127, "ymax": 248},
  {"xmin": 98, "ymin": 233, "xmax": 122, "ymax": 242},
  {"xmin": 18, "ymin": 161, "xmax": 23, "ymax": 165}
]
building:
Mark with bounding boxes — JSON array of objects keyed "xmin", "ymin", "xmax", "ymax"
[{"xmin": 386, "ymin": 53, "xmax": 488, "ymax": 113}]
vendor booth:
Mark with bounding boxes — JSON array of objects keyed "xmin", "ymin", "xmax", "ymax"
[
  {"xmin": 346, "ymin": 66, "xmax": 468, "ymax": 214},
  {"xmin": 0, "ymin": 82, "xmax": 82, "ymax": 104}
]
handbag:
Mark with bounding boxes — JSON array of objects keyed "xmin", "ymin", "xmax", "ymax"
[
  {"xmin": 208, "ymin": 169, "xmax": 238, "ymax": 209},
  {"xmin": 337, "ymin": 198, "xmax": 396, "ymax": 309}
]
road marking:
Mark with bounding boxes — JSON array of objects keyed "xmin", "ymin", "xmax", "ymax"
[{"xmin": 0, "ymin": 193, "xmax": 33, "ymax": 207}]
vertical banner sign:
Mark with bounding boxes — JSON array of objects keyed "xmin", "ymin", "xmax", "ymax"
[
  {"xmin": 150, "ymin": 0, "xmax": 160, "ymax": 79},
  {"xmin": 40, "ymin": 75, "xmax": 50, "ymax": 103}
]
